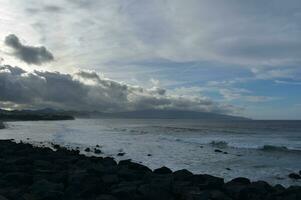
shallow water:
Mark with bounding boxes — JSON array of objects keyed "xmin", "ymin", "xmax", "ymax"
[{"xmin": 1, "ymin": 118, "xmax": 301, "ymax": 186}]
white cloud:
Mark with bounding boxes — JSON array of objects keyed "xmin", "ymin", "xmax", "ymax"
[
  {"xmin": 1, "ymin": 0, "xmax": 301, "ymax": 73},
  {"xmin": 0, "ymin": 65, "xmax": 235, "ymax": 113}
]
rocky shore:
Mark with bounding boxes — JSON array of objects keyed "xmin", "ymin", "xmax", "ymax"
[{"xmin": 0, "ymin": 140, "xmax": 300, "ymax": 200}]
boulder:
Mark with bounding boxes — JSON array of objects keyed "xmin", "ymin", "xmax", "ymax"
[
  {"xmin": 192, "ymin": 174, "xmax": 224, "ymax": 190},
  {"xmin": 0, "ymin": 195, "xmax": 9, "ymax": 200},
  {"xmin": 94, "ymin": 148, "xmax": 102, "ymax": 154},
  {"xmin": 237, "ymin": 181, "xmax": 272, "ymax": 200},
  {"xmin": 138, "ymin": 184, "xmax": 173, "ymax": 200},
  {"xmin": 173, "ymin": 169, "xmax": 193, "ymax": 181},
  {"xmin": 289, "ymin": 173, "xmax": 301, "ymax": 180},
  {"xmin": 30, "ymin": 179, "xmax": 64, "ymax": 200},
  {"xmin": 102, "ymin": 157, "xmax": 117, "ymax": 166},
  {"xmin": 226, "ymin": 177, "xmax": 251, "ymax": 186},
  {"xmin": 102, "ymin": 174, "xmax": 119, "ymax": 185},
  {"xmin": 111, "ymin": 183, "xmax": 138, "ymax": 199},
  {"xmin": 154, "ymin": 166, "xmax": 172, "ymax": 174}
]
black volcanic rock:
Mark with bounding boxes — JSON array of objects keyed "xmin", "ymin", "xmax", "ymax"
[
  {"xmin": 0, "ymin": 140, "xmax": 300, "ymax": 200},
  {"xmin": 94, "ymin": 149, "xmax": 102, "ymax": 154},
  {"xmin": 154, "ymin": 166, "xmax": 172, "ymax": 174},
  {"xmin": 289, "ymin": 173, "xmax": 301, "ymax": 180}
]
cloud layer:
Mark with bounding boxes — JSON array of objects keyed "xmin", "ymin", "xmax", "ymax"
[
  {"xmin": 4, "ymin": 34, "xmax": 54, "ymax": 65},
  {"xmin": 0, "ymin": 65, "xmax": 234, "ymax": 113}
]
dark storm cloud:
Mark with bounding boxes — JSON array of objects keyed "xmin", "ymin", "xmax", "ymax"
[
  {"xmin": 4, "ymin": 34, "xmax": 54, "ymax": 65},
  {"xmin": 0, "ymin": 65, "xmax": 234, "ymax": 113}
]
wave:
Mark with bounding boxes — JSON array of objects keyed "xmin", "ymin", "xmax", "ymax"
[
  {"xmin": 151, "ymin": 126, "xmax": 209, "ymax": 133},
  {"xmin": 259, "ymin": 145, "xmax": 300, "ymax": 152},
  {"xmin": 208, "ymin": 140, "xmax": 301, "ymax": 153}
]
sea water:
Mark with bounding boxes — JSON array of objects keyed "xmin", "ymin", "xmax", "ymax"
[{"xmin": 1, "ymin": 118, "xmax": 301, "ymax": 186}]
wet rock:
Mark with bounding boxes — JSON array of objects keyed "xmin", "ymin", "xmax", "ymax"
[
  {"xmin": 237, "ymin": 181, "xmax": 272, "ymax": 200},
  {"xmin": 173, "ymin": 169, "xmax": 193, "ymax": 181},
  {"xmin": 210, "ymin": 190, "xmax": 232, "ymax": 200},
  {"xmin": 3, "ymin": 172, "xmax": 33, "ymax": 185},
  {"xmin": 0, "ymin": 195, "xmax": 9, "ymax": 200},
  {"xmin": 102, "ymin": 157, "xmax": 117, "ymax": 166},
  {"xmin": 147, "ymin": 154, "xmax": 152, "ymax": 156},
  {"xmin": 94, "ymin": 148, "xmax": 102, "ymax": 154},
  {"xmin": 0, "ymin": 140, "xmax": 300, "ymax": 200},
  {"xmin": 117, "ymin": 152, "xmax": 125, "ymax": 156},
  {"xmin": 119, "ymin": 160, "xmax": 152, "ymax": 174},
  {"xmin": 30, "ymin": 179, "xmax": 64, "ymax": 200},
  {"xmin": 154, "ymin": 166, "xmax": 172, "ymax": 174},
  {"xmin": 289, "ymin": 173, "xmax": 301, "ymax": 180},
  {"xmin": 193, "ymin": 174, "xmax": 224, "ymax": 190},
  {"xmin": 138, "ymin": 183, "xmax": 173, "ymax": 200},
  {"xmin": 111, "ymin": 183, "xmax": 138, "ymax": 199},
  {"xmin": 214, "ymin": 149, "xmax": 223, "ymax": 153},
  {"xmin": 84, "ymin": 147, "xmax": 91, "ymax": 152},
  {"xmin": 102, "ymin": 174, "xmax": 119, "ymax": 185},
  {"xmin": 273, "ymin": 184, "xmax": 285, "ymax": 193},
  {"xmin": 227, "ymin": 177, "xmax": 251, "ymax": 185}
]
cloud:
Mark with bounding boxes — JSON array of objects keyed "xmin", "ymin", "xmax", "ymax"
[
  {"xmin": 0, "ymin": 65, "xmax": 235, "ymax": 114},
  {"xmin": 4, "ymin": 34, "xmax": 54, "ymax": 65}
]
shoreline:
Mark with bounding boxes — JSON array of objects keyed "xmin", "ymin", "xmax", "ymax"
[{"xmin": 0, "ymin": 140, "xmax": 300, "ymax": 200}]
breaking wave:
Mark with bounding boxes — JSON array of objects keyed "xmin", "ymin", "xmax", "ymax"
[{"xmin": 259, "ymin": 145, "xmax": 301, "ymax": 152}]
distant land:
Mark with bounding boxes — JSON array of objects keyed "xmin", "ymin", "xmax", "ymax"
[
  {"xmin": 0, "ymin": 109, "xmax": 74, "ymax": 122},
  {"xmin": 0, "ymin": 108, "xmax": 248, "ymax": 121},
  {"xmin": 88, "ymin": 109, "xmax": 249, "ymax": 120},
  {"xmin": 27, "ymin": 108, "xmax": 248, "ymax": 120}
]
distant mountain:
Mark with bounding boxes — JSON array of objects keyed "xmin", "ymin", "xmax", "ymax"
[
  {"xmin": 0, "ymin": 109, "xmax": 74, "ymax": 121},
  {"xmin": 84, "ymin": 109, "xmax": 249, "ymax": 120},
  {"xmin": 0, "ymin": 108, "xmax": 249, "ymax": 120}
]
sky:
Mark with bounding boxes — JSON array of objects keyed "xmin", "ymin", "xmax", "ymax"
[{"xmin": 0, "ymin": 0, "xmax": 301, "ymax": 119}]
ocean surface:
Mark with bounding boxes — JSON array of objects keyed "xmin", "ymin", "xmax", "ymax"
[{"xmin": 1, "ymin": 118, "xmax": 301, "ymax": 186}]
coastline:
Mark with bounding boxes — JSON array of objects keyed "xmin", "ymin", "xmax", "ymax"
[{"xmin": 0, "ymin": 140, "xmax": 300, "ymax": 200}]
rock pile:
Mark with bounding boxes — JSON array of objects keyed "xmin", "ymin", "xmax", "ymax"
[{"xmin": 0, "ymin": 140, "xmax": 300, "ymax": 200}]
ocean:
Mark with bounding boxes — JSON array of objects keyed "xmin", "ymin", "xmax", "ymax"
[{"xmin": 1, "ymin": 118, "xmax": 301, "ymax": 186}]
